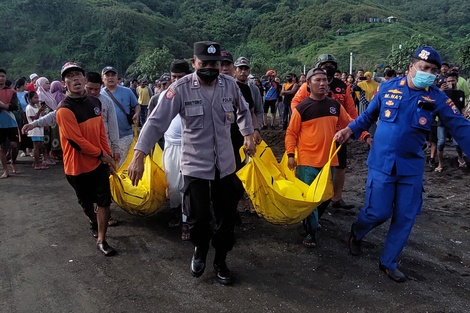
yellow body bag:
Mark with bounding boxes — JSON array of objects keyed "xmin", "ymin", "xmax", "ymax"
[
  {"xmin": 110, "ymin": 138, "xmax": 168, "ymax": 217},
  {"xmin": 237, "ymin": 140, "xmax": 340, "ymax": 225}
]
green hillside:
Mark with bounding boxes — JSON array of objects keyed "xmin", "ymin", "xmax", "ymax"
[{"xmin": 1, "ymin": 0, "xmax": 468, "ymax": 80}]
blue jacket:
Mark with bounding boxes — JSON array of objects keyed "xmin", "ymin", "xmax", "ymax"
[{"xmin": 349, "ymin": 77, "xmax": 470, "ymax": 176}]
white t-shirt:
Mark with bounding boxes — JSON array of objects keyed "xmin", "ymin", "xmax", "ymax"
[{"xmin": 26, "ymin": 104, "xmax": 44, "ymax": 137}]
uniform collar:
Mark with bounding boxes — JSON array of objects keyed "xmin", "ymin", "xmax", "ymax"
[{"xmin": 190, "ymin": 72, "xmax": 225, "ymax": 89}]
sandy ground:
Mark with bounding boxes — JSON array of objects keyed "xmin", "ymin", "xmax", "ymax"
[{"xmin": 1, "ymin": 129, "xmax": 469, "ymax": 313}]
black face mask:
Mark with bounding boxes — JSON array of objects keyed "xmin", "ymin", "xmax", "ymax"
[
  {"xmin": 323, "ymin": 67, "xmax": 336, "ymax": 80},
  {"xmin": 197, "ymin": 68, "xmax": 219, "ymax": 84}
]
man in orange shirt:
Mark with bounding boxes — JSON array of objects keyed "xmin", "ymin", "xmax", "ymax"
[
  {"xmin": 286, "ymin": 67, "xmax": 353, "ymax": 247},
  {"xmin": 291, "ymin": 54, "xmax": 371, "ymax": 211},
  {"xmin": 56, "ymin": 62, "xmax": 117, "ymax": 256}
]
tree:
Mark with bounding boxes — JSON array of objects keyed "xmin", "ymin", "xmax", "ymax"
[
  {"xmin": 126, "ymin": 47, "xmax": 175, "ymax": 82},
  {"xmin": 387, "ymin": 34, "xmax": 442, "ymax": 73},
  {"xmin": 458, "ymin": 34, "xmax": 470, "ymax": 70}
]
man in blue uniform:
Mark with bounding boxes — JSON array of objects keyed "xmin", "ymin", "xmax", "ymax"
[{"xmin": 334, "ymin": 46, "xmax": 470, "ymax": 283}]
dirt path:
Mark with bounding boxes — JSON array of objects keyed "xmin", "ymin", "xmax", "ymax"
[{"xmin": 1, "ymin": 133, "xmax": 469, "ymax": 312}]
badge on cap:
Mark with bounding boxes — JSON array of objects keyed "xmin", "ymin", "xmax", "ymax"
[
  {"xmin": 418, "ymin": 49, "xmax": 430, "ymax": 60},
  {"xmin": 207, "ymin": 45, "xmax": 216, "ymax": 54}
]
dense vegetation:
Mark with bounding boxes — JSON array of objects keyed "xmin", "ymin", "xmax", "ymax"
[{"xmin": 1, "ymin": 0, "xmax": 469, "ymax": 81}]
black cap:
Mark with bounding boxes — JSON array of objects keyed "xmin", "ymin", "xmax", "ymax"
[
  {"xmin": 159, "ymin": 73, "xmax": 171, "ymax": 83},
  {"xmin": 221, "ymin": 51, "xmax": 233, "ymax": 63},
  {"xmin": 193, "ymin": 41, "xmax": 222, "ymax": 61},
  {"xmin": 101, "ymin": 66, "xmax": 118, "ymax": 75},
  {"xmin": 170, "ymin": 59, "xmax": 191, "ymax": 74}
]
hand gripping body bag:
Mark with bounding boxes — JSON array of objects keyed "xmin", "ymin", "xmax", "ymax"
[
  {"xmin": 237, "ymin": 140, "xmax": 340, "ymax": 225},
  {"xmin": 110, "ymin": 133, "xmax": 167, "ymax": 216}
]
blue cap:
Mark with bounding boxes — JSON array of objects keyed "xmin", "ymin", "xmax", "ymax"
[{"xmin": 412, "ymin": 46, "xmax": 442, "ymax": 68}]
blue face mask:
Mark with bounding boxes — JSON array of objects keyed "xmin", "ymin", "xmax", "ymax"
[{"xmin": 411, "ymin": 64, "xmax": 436, "ymax": 89}]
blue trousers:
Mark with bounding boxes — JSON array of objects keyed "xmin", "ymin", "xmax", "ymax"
[{"xmin": 354, "ymin": 168, "xmax": 423, "ymax": 270}]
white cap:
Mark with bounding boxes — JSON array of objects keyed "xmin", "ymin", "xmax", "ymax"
[{"xmin": 29, "ymin": 73, "xmax": 39, "ymax": 81}]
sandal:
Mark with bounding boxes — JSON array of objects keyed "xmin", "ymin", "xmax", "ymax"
[
  {"xmin": 108, "ymin": 217, "xmax": 119, "ymax": 227},
  {"xmin": 0, "ymin": 172, "xmax": 9, "ymax": 179},
  {"xmin": 434, "ymin": 167, "xmax": 443, "ymax": 173},
  {"xmin": 43, "ymin": 159, "xmax": 56, "ymax": 165},
  {"xmin": 181, "ymin": 224, "xmax": 190, "ymax": 241},
  {"xmin": 302, "ymin": 234, "xmax": 317, "ymax": 248}
]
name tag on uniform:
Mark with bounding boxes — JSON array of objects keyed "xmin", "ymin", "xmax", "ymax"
[
  {"xmin": 184, "ymin": 99, "xmax": 202, "ymax": 106},
  {"xmin": 222, "ymin": 97, "xmax": 233, "ymax": 103}
]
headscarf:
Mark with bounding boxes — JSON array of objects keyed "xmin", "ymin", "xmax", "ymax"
[
  {"xmin": 36, "ymin": 77, "xmax": 58, "ymax": 110},
  {"xmin": 50, "ymin": 81, "xmax": 66, "ymax": 105}
]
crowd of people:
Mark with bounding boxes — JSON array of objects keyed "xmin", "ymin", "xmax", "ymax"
[{"xmin": 1, "ymin": 42, "xmax": 470, "ymax": 285}]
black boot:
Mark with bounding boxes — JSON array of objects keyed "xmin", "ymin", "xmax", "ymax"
[
  {"xmin": 379, "ymin": 263, "xmax": 406, "ymax": 283},
  {"xmin": 191, "ymin": 246, "xmax": 208, "ymax": 277},
  {"xmin": 213, "ymin": 250, "xmax": 233, "ymax": 285},
  {"xmin": 348, "ymin": 224, "xmax": 362, "ymax": 256}
]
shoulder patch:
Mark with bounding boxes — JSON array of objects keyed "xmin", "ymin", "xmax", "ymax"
[
  {"xmin": 166, "ymin": 88, "xmax": 175, "ymax": 100},
  {"xmin": 94, "ymin": 107, "xmax": 101, "ymax": 115}
]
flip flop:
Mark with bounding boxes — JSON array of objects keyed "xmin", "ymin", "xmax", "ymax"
[{"xmin": 434, "ymin": 167, "xmax": 443, "ymax": 173}]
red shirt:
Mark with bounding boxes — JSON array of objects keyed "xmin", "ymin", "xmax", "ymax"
[{"xmin": 26, "ymin": 83, "xmax": 36, "ymax": 92}]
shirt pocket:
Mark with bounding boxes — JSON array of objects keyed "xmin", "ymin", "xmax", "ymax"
[
  {"xmin": 380, "ymin": 107, "xmax": 398, "ymax": 123},
  {"xmin": 411, "ymin": 107, "xmax": 433, "ymax": 131},
  {"xmin": 222, "ymin": 103, "xmax": 235, "ymax": 124},
  {"xmin": 380, "ymin": 98, "xmax": 400, "ymax": 123},
  {"xmin": 184, "ymin": 105, "xmax": 204, "ymax": 129}
]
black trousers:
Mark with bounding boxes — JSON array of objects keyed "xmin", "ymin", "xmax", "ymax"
[{"xmin": 182, "ymin": 172, "xmax": 238, "ymax": 252}]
